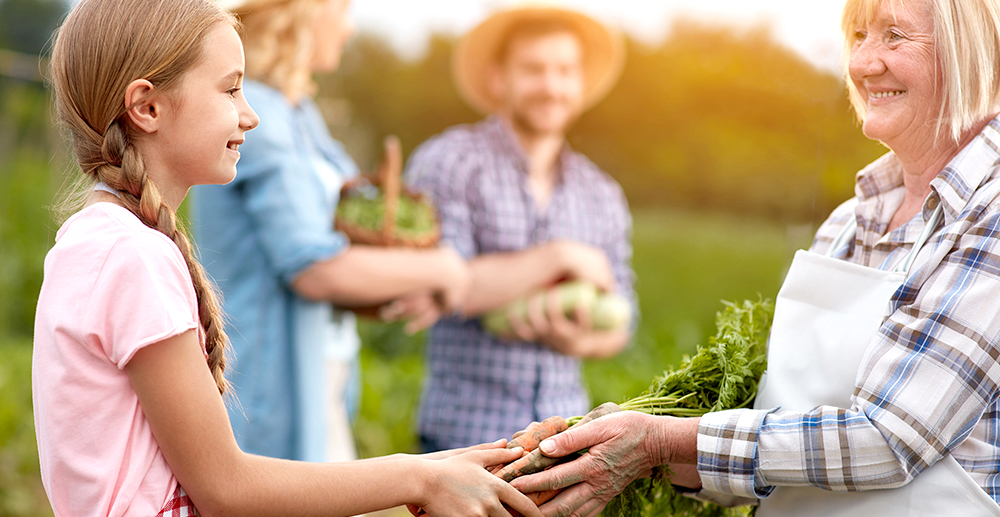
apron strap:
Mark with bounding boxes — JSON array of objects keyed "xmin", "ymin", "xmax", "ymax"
[
  {"xmin": 894, "ymin": 203, "xmax": 944, "ymax": 274},
  {"xmin": 827, "ymin": 198, "xmax": 861, "ymax": 258},
  {"xmin": 828, "ymin": 214, "xmax": 858, "ymax": 259},
  {"xmin": 828, "ymin": 200, "xmax": 944, "ymax": 276}
]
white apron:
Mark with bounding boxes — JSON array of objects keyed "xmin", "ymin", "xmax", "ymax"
[{"xmin": 753, "ymin": 203, "xmax": 1000, "ymax": 516}]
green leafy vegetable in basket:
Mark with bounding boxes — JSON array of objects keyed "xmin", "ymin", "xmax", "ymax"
[
  {"xmin": 597, "ymin": 297, "xmax": 773, "ymax": 517},
  {"xmin": 336, "ymin": 191, "xmax": 438, "ymax": 239}
]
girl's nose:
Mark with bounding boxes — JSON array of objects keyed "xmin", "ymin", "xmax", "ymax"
[{"xmin": 240, "ymin": 99, "xmax": 259, "ymax": 131}]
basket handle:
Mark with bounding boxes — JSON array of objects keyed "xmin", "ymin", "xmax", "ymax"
[{"xmin": 379, "ymin": 135, "xmax": 402, "ymax": 242}]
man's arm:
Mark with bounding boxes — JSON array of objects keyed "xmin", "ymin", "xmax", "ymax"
[
  {"xmin": 461, "ymin": 240, "xmax": 615, "ymax": 316},
  {"xmin": 504, "ymin": 290, "xmax": 629, "ymax": 359},
  {"xmin": 482, "ymin": 174, "xmax": 636, "ymax": 359}
]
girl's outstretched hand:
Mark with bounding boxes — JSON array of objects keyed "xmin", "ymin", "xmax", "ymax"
[{"xmin": 414, "ymin": 444, "xmax": 543, "ymax": 517}]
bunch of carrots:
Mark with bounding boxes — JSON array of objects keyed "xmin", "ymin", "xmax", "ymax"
[
  {"xmin": 491, "ymin": 402, "xmax": 621, "ymax": 513},
  {"xmin": 492, "ymin": 298, "xmax": 772, "ymax": 516},
  {"xmin": 411, "ymin": 402, "xmax": 621, "ymax": 517}
]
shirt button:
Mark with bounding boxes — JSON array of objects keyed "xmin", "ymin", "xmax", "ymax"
[{"xmin": 926, "ymin": 196, "xmax": 939, "ymax": 210}]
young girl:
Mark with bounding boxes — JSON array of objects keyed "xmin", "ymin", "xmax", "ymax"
[{"xmin": 32, "ymin": 0, "xmax": 538, "ymax": 515}]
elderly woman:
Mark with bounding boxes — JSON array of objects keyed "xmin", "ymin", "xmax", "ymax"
[
  {"xmin": 192, "ymin": 0, "xmax": 468, "ymax": 464},
  {"xmin": 510, "ymin": 0, "xmax": 1000, "ymax": 515}
]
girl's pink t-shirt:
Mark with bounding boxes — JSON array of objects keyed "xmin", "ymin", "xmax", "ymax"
[{"xmin": 33, "ymin": 203, "xmax": 199, "ymax": 516}]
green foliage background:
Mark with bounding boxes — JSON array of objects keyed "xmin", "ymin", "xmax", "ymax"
[
  {"xmin": 0, "ymin": 6, "xmax": 887, "ymax": 515},
  {"xmin": 324, "ymin": 22, "xmax": 885, "ymax": 221}
]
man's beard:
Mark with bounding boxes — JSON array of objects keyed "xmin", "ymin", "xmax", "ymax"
[{"xmin": 508, "ymin": 95, "xmax": 580, "ymax": 138}]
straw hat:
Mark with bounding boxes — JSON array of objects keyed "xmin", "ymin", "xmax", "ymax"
[
  {"xmin": 453, "ymin": 5, "xmax": 625, "ymax": 114},
  {"xmin": 215, "ymin": 0, "xmax": 289, "ymax": 12}
]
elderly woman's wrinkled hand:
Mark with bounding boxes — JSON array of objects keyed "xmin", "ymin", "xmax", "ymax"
[{"xmin": 508, "ymin": 411, "xmax": 673, "ymax": 517}]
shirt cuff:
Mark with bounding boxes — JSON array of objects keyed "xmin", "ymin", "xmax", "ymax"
[
  {"xmin": 681, "ymin": 487, "xmax": 759, "ymax": 508},
  {"xmin": 697, "ymin": 408, "xmax": 774, "ymax": 499}
]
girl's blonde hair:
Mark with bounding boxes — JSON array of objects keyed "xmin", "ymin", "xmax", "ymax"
[
  {"xmin": 842, "ymin": 0, "xmax": 1000, "ymax": 142},
  {"xmin": 49, "ymin": 0, "xmax": 235, "ymax": 394},
  {"xmin": 234, "ymin": 0, "xmax": 328, "ymax": 103}
]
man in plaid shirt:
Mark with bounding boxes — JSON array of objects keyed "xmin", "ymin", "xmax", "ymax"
[{"xmin": 402, "ymin": 6, "xmax": 636, "ymax": 450}]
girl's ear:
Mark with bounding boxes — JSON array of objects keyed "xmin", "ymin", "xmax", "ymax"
[{"xmin": 124, "ymin": 79, "xmax": 160, "ymax": 134}]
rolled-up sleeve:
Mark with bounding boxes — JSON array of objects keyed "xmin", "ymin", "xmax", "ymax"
[{"xmin": 698, "ymin": 408, "xmax": 774, "ymax": 499}]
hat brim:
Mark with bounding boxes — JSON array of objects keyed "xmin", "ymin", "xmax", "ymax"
[
  {"xmin": 217, "ymin": 0, "xmax": 291, "ymax": 13},
  {"xmin": 453, "ymin": 7, "xmax": 625, "ymax": 115}
]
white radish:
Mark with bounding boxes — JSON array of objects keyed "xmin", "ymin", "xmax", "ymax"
[{"xmin": 481, "ymin": 281, "xmax": 630, "ymax": 335}]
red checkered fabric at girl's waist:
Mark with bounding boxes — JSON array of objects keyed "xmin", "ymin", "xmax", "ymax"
[{"xmin": 156, "ymin": 485, "xmax": 198, "ymax": 517}]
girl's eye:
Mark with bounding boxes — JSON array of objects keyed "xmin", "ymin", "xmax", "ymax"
[{"xmin": 227, "ymin": 87, "xmax": 241, "ymax": 97}]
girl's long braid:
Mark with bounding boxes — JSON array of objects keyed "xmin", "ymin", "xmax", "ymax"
[
  {"xmin": 94, "ymin": 122, "xmax": 230, "ymax": 394},
  {"xmin": 50, "ymin": 0, "xmax": 234, "ymax": 394}
]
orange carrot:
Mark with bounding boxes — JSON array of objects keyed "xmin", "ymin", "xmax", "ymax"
[
  {"xmin": 508, "ymin": 416, "xmax": 568, "ymax": 452},
  {"xmin": 495, "ymin": 403, "xmax": 620, "ymax": 482},
  {"xmin": 527, "ymin": 489, "xmax": 560, "ymax": 505},
  {"xmin": 504, "ymin": 489, "xmax": 561, "ymax": 517},
  {"xmin": 494, "ymin": 448, "xmax": 560, "ymax": 482}
]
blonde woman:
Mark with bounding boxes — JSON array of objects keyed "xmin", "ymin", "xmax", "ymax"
[
  {"xmin": 513, "ymin": 0, "xmax": 1000, "ymax": 515},
  {"xmin": 192, "ymin": 0, "xmax": 467, "ymax": 464},
  {"xmin": 34, "ymin": 0, "xmax": 537, "ymax": 515}
]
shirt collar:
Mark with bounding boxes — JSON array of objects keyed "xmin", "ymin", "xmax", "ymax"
[
  {"xmin": 854, "ymin": 114, "xmax": 1000, "ymax": 222},
  {"xmin": 483, "ymin": 115, "xmax": 577, "ymax": 180}
]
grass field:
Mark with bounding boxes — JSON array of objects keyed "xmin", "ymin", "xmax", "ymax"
[{"xmin": 0, "ymin": 207, "xmax": 813, "ymax": 515}]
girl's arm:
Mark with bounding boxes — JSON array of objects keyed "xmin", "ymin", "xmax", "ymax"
[
  {"xmin": 290, "ymin": 245, "xmax": 469, "ymax": 311},
  {"xmin": 126, "ymin": 329, "xmax": 540, "ymax": 517}
]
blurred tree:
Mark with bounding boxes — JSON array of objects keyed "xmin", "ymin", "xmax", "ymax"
[
  {"xmin": 319, "ymin": 33, "xmax": 479, "ymax": 172},
  {"xmin": 0, "ymin": 0, "xmax": 67, "ymax": 56},
  {"xmin": 0, "ymin": 78, "xmax": 58, "ymax": 339},
  {"xmin": 573, "ymin": 21, "xmax": 884, "ymax": 223},
  {"xmin": 0, "ymin": 0, "xmax": 69, "ymax": 339},
  {"xmin": 324, "ymin": 20, "xmax": 887, "ymax": 225}
]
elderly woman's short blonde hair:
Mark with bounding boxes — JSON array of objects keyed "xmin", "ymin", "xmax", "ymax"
[
  {"xmin": 234, "ymin": 0, "xmax": 327, "ymax": 103},
  {"xmin": 842, "ymin": 0, "xmax": 1000, "ymax": 141}
]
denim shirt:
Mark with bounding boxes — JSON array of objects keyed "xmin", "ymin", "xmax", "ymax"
[{"xmin": 191, "ymin": 80, "xmax": 359, "ymax": 462}]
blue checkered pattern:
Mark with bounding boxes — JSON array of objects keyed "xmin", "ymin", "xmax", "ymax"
[
  {"xmin": 405, "ymin": 116, "xmax": 636, "ymax": 449},
  {"xmin": 698, "ymin": 116, "xmax": 1000, "ymax": 504}
]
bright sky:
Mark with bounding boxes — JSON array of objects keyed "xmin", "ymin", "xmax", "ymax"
[{"xmin": 353, "ymin": 1, "xmax": 850, "ymax": 73}]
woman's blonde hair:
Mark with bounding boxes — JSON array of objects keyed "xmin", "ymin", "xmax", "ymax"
[
  {"xmin": 842, "ymin": 0, "xmax": 1000, "ymax": 142},
  {"xmin": 49, "ymin": 0, "xmax": 235, "ymax": 394},
  {"xmin": 235, "ymin": 0, "xmax": 328, "ymax": 103}
]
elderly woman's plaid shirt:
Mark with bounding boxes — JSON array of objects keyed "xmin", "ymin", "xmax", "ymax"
[{"xmin": 699, "ymin": 116, "xmax": 1000, "ymax": 504}]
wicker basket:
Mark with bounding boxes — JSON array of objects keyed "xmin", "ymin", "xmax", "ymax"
[
  {"xmin": 332, "ymin": 136, "xmax": 441, "ymax": 318},
  {"xmin": 334, "ymin": 135, "xmax": 441, "ymax": 248}
]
